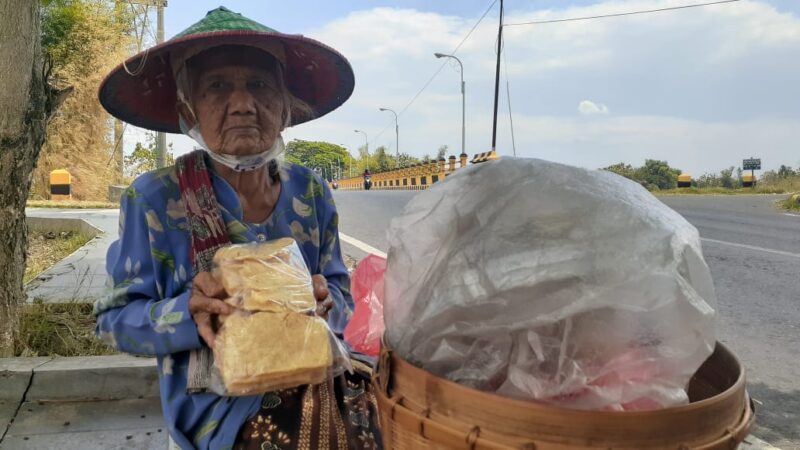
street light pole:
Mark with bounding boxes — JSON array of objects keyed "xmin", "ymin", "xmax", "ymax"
[
  {"xmin": 155, "ymin": 2, "xmax": 167, "ymax": 168},
  {"xmin": 354, "ymin": 129, "xmax": 368, "ymax": 171},
  {"xmin": 379, "ymin": 108, "xmax": 399, "ymax": 167},
  {"xmin": 434, "ymin": 52, "xmax": 465, "ymax": 158}
]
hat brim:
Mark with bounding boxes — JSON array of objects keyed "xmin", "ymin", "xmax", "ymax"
[{"xmin": 98, "ymin": 31, "xmax": 355, "ymax": 133}]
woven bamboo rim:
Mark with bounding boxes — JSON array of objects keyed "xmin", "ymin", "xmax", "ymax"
[{"xmin": 373, "ymin": 342, "xmax": 754, "ymax": 449}]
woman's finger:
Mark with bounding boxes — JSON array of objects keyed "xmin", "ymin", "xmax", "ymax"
[
  {"xmin": 194, "ymin": 272, "xmax": 227, "ymax": 298},
  {"xmin": 315, "ymin": 296, "xmax": 334, "ymax": 318},
  {"xmin": 190, "ymin": 293, "xmax": 235, "ymax": 316},
  {"xmin": 312, "ymin": 274, "xmax": 329, "ymax": 301},
  {"xmin": 195, "ymin": 312, "xmax": 217, "ymax": 348}
]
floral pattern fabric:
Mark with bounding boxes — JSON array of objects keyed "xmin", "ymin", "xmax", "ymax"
[{"xmin": 95, "ymin": 161, "xmax": 353, "ymax": 450}]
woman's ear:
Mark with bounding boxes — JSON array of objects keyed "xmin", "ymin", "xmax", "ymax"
[{"xmin": 176, "ymin": 101, "xmax": 198, "ymax": 129}]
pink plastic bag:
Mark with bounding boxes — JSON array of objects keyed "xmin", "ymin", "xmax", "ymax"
[{"xmin": 344, "ymin": 255, "xmax": 386, "ymax": 357}]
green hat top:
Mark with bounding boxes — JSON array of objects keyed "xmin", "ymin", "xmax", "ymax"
[{"xmin": 99, "ymin": 6, "xmax": 355, "ymax": 133}]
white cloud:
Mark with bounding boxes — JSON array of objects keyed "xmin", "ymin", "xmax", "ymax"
[
  {"xmin": 149, "ymin": 1, "xmax": 800, "ymax": 176},
  {"xmin": 578, "ymin": 100, "xmax": 609, "ymax": 116}
]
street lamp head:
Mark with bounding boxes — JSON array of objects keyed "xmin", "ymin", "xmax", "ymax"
[
  {"xmin": 379, "ymin": 108, "xmax": 387, "ymax": 111},
  {"xmin": 434, "ymin": 52, "xmax": 446, "ymax": 58}
]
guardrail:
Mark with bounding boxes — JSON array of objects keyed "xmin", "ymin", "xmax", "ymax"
[{"xmin": 334, "ymin": 151, "xmax": 497, "ymax": 191}]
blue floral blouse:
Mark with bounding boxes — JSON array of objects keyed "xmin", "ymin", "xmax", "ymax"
[{"xmin": 94, "ymin": 161, "xmax": 354, "ymax": 450}]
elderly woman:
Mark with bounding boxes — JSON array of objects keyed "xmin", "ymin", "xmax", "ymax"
[{"xmin": 96, "ymin": 7, "xmax": 379, "ymax": 449}]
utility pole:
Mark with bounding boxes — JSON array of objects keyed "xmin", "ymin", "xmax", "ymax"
[
  {"xmin": 491, "ymin": 0, "xmax": 503, "ymax": 153},
  {"xmin": 155, "ymin": 2, "xmax": 167, "ymax": 168},
  {"xmin": 434, "ymin": 52, "xmax": 466, "ymax": 158},
  {"xmin": 114, "ymin": 120, "xmax": 124, "ymax": 180},
  {"xmin": 128, "ymin": 1, "xmax": 168, "ymax": 167}
]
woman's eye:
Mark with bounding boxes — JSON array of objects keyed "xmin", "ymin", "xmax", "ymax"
[
  {"xmin": 209, "ymin": 80, "xmax": 225, "ymax": 89},
  {"xmin": 248, "ymin": 79, "xmax": 267, "ymax": 89}
]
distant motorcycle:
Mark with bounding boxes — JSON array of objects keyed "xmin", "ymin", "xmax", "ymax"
[{"xmin": 363, "ymin": 175, "xmax": 372, "ymax": 191}]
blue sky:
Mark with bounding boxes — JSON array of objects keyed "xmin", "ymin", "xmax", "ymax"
[{"xmin": 124, "ymin": 0, "xmax": 800, "ymax": 175}]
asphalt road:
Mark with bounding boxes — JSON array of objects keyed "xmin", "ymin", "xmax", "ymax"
[{"xmin": 333, "ymin": 190, "xmax": 800, "ymax": 449}]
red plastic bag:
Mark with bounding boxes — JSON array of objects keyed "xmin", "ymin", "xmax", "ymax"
[{"xmin": 344, "ymin": 255, "xmax": 386, "ymax": 357}]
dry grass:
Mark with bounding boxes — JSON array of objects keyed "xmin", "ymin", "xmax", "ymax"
[
  {"xmin": 27, "ymin": 199, "xmax": 118, "ymax": 209},
  {"xmin": 15, "ymin": 301, "xmax": 115, "ymax": 357},
  {"xmin": 25, "ymin": 229, "xmax": 94, "ymax": 283},
  {"xmin": 29, "ymin": 1, "xmax": 132, "ymax": 200},
  {"xmin": 657, "ymin": 177, "xmax": 800, "ymax": 196},
  {"xmin": 779, "ymin": 194, "xmax": 800, "ymax": 212},
  {"xmin": 657, "ymin": 186, "xmax": 792, "ymax": 196}
]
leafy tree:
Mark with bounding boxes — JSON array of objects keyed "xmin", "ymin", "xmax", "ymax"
[
  {"xmin": 719, "ymin": 166, "xmax": 735, "ymax": 189},
  {"xmin": 285, "ymin": 139, "xmax": 353, "ymax": 179},
  {"xmin": 371, "ymin": 146, "xmax": 395, "ymax": 172},
  {"xmin": 436, "ymin": 145, "xmax": 448, "ymax": 160},
  {"xmin": 777, "ymin": 165, "xmax": 797, "ymax": 178},
  {"xmin": 603, "ymin": 163, "xmax": 638, "ymax": 181},
  {"xmin": 124, "ymin": 135, "xmax": 174, "ymax": 178},
  {"xmin": 603, "ymin": 160, "xmax": 681, "ymax": 190},
  {"xmin": 695, "ymin": 173, "xmax": 720, "ymax": 188},
  {"xmin": 638, "ymin": 159, "xmax": 681, "ymax": 190},
  {"xmin": 396, "ymin": 153, "xmax": 421, "ymax": 168}
]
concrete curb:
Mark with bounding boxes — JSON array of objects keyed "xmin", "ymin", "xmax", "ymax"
[
  {"xmin": 26, "ymin": 216, "xmax": 103, "ymax": 238},
  {"xmin": 1, "ymin": 355, "xmax": 158, "ymax": 402},
  {"xmin": 1, "ymin": 356, "xmax": 164, "ymax": 449}
]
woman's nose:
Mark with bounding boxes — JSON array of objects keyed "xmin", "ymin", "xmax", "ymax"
[{"xmin": 228, "ymin": 87, "xmax": 257, "ymax": 115}]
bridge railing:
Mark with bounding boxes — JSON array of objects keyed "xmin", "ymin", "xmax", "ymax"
[{"xmin": 333, "ymin": 151, "xmax": 497, "ymax": 191}]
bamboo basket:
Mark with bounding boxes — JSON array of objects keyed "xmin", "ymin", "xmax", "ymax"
[{"xmin": 373, "ymin": 342, "xmax": 754, "ymax": 450}]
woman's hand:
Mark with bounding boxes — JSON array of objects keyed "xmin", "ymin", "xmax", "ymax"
[
  {"xmin": 189, "ymin": 272, "xmax": 235, "ymax": 348},
  {"xmin": 312, "ymin": 274, "xmax": 333, "ymax": 319}
]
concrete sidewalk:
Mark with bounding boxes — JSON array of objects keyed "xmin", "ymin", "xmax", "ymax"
[
  {"xmin": 25, "ymin": 208, "xmax": 119, "ymax": 303},
  {"xmin": 0, "ymin": 354, "xmax": 783, "ymax": 450},
  {"xmin": 0, "ymin": 355, "xmax": 165, "ymax": 449}
]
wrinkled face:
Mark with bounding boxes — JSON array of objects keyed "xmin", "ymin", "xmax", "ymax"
[{"xmin": 185, "ymin": 47, "xmax": 285, "ymax": 156}]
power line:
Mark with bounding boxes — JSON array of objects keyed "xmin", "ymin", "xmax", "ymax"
[
  {"xmin": 370, "ymin": 0, "xmax": 498, "ymax": 146},
  {"xmin": 503, "ymin": 42, "xmax": 516, "ymax": 157},
  {"xmin": 504, "ymin": 0, "xmax": 740, "ymax": 27}
]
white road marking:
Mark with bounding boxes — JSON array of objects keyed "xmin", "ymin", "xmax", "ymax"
[
  {"xmin": 784, "ymin": 213, "xmax": 799, "ymax": 218},
  {"xmin": 339, "ymin": 233, "xmax": 387, "ymax": 258},
  {"xmin": 701, "ymin": 237, "xmax": 800, "ymax": 259}
]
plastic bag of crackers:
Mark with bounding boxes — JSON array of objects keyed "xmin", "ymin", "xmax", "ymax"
[{"xmin": 209, "ymin": 237, "xmax": 351, "ymax": 396}]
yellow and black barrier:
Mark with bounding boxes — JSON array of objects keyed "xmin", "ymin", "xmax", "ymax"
[
  {"xmin": 333, "ymin": 151, "xmax": 500, "ymax": 191},
  {"xmin": 677, "ymin": 174, "xmax": 692, "ymax": 188},
  {"xmin": 742, "ymin": 174, "xmax": 756, "ymax": 188},
  {"xmin": 471, "ymin": 151, "xmax": 498, "ymax": 164},
  {"xmin": 50, "ymin": 169, "xmax": 72, "ymax": 200}
]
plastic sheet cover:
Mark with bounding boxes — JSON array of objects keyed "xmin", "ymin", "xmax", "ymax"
[{"xmin": 384, "ymin": 158, "xmax": 717, "ymax": 411}]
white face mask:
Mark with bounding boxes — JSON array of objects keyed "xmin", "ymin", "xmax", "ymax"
[{"xmin": 178, "ymin": 114, "xmax": 285, "ymax": 172}]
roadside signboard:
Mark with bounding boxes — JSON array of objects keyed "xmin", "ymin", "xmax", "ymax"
[{"xmin": 743, "ymin": 158, "xmax": 761, "ymax": 170}]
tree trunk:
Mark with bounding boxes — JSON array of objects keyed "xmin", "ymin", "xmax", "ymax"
[{"xmin": 0, "ymin": 0, "xmax": 57, "ymax": 357}]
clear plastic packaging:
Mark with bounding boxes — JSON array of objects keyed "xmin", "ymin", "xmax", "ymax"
[
  {"xmin": 384, "ymin": 158, "xmax": 717, "ymax": 411},
  {"xmin": 209, "ymin": 238, "xmax": 351, "ymax": 396},
  {"xmin": 344, "ymin": 254, "xmax": 387, "ymax": 357},
  {"xmin": 213, "ymin": 237, "xmax": 316, "ymax": 313}
]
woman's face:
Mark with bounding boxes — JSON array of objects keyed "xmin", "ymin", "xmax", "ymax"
[{"xmin": 186, "ymin": 48, "xmax": 285, "ymax": 156}]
